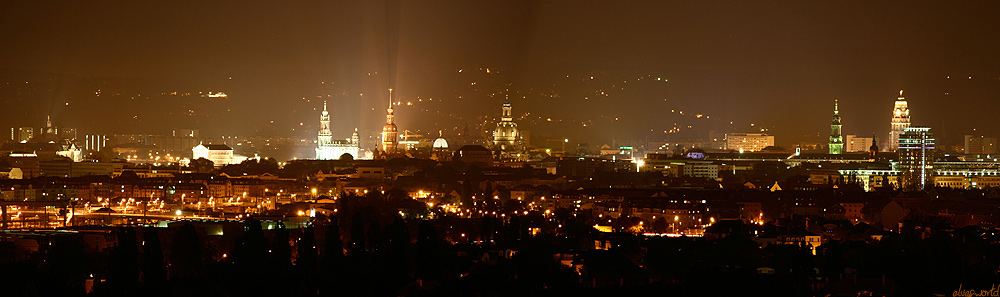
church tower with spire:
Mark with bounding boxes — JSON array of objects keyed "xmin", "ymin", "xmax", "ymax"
[
  {"xmin": 318, "ymin": 101, "xmax": 332, "ymax": 147},
  {"xmin": 381, "ymin": 88, "xmax": 398, "ymax": 154},
  {"xmin": 829, "ymin": 99, "xmax": 844, "ymax": 154},
  {"xmin": 888, "ymin": 90, "xmax": 910, "ymax": 151},
  {"xmin": 315, "ymin": 101, "xmax": 359, "ymax": 160},
  {"xmin": 868, "ymin": 133, "xmax": 879, "ymax": 161}
]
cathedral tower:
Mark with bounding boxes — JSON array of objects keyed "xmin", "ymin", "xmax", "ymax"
[
  {"xmin": 381, "ymin": 88, "xmax": 398, "ymax": 154},
  {"xmin": 318, "ymin": 101, "xmax": 332, "ymax": 147}
]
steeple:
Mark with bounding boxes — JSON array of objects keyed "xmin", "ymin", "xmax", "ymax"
[
  {"xmin": 381, "ymin": 88, "xmax": 398, "ymax": 154},
  {"xmin": 315, "ymin": 101, "xmax": 360, "ymax": 160},
  {"xmin": 44, "ymin": 115, "xmax": 55, "ymax": 135},
  {"xmin": 869, "ymin": 132, "xmax": 879, "ymax": 160},
  {"xmin": 829, "ymin": 99, "xmax": 844, "ymax": 154}
]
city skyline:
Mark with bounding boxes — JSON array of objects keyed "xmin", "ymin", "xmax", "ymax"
[
  {"xmin": 2, "ymin": 1, "xmax": 1000, "ymax": 147},
  {"xmin": 3, "ymin": 3, "xmax": 1000, "ymax": 295}
]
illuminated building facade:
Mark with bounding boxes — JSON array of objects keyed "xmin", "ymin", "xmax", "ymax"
[
  {"xmin": 315, "ymin": 101, "xmax": 360, "ymax": 160},
  {"xmin": 725, "ymin": 133, "xmax": 774, "ymax": 152},
  {"xmin": 829, "ymin": 100, "xmax": 843, "ymax": 154},
  {"xmin": 845, "ymin": 135, "xmax": 874, "ymax": 153},
  {"xmin": 15, "ymin": 127, "xmax": 33, "ymax": 143},
  {"xmin": 898, "ymin": 126, "xmax": 934, "ymax": 190},
  {"xmin": 381, "ymin": 89, "xmax": 398, "ymax": 154},
  {"xmin": 192, "ymin": 143, "xmax": 234, "ymax": 166},
  {"xmin": 888, "ymin": 90, "xmax": 910, "ymax": 151}
]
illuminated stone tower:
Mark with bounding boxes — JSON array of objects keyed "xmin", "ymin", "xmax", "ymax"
[
  {"xmin": 381, "ymin": 88, "xmax": 398, "ymax": 154},
  {"xmin": 315, "ymin": 101, "xmax": 359, "ymax": 160},
  {"xmin": 318, "ymin": 101, "xmax": 332, "ymax": 147},
  {"xmin": 829, "ymin": 99, "xmax": 844, "ymax": 154},
  {"xmin": 888, "ymin": 90, "xmax": 910, "ymax": 151},
  {"xmin": 492, "ymin": 96, "xmax": 519, "ymax": 151}
]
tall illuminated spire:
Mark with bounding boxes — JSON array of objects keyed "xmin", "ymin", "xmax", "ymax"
[
  {"xmin": 829, "ymin": 99, "xmax": 843, "ymax": 154},
  {"xmin": 381, "ymin": 88, "xmax": 398, "ymax": 154}
]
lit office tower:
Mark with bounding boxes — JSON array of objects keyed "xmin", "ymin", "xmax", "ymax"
[
  {"xmin": 85, "ymin": 134, "xmax": 107, "ymax": 152},
  {"xmin": 381, "ymin": 89, "xmax": 398, "ymax": 154},
  {"xmin": 888, "ymin": 90, "xmax": 910, "ymax": 151},
  {"xmin": 829, "ymin": 100, "xmax": 844, "ymax": 154},
  {"xmin": 725, "ymin": 133, "xmax": 774, "ymax": 152},
  {"xmin": 898, "ymin": 127, "xmax": 934, "ymax": 190},
  {"xmin": 964, "ymin": 135, "xmax": 997, "ymax": 155},
  {"xmin": 16, "ymin": 127, "xmax": 33, "ymax": 143}
]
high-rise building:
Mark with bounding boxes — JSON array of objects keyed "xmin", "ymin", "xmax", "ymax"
[
  {"xmin": 173, "ymin": 129, "xmax": 199, "ymax": 138},
  {"xmin": 725, "ymin": 133, "xmax": 774, "ymax": 152},
  {"xmin": 845, "ymin": 135, "xmax": 874, "ymax": 153},
  {"xmin": 492, "ymin": 96, "xmax": 520, "ymax": 152},
  {"xmin": 315, "ymin": 101, "xmax": 359, "ymax": 160},
  {"xmin": 85, "ymin": 134, "xmax": 107, "ymax": 152},
  {"xmin": 16, "ymin": 127, "xmax": 33, "ymax": 143},
  {"xmin": 60, "ymin": 128, "xmax": 77, "ymax": 141},
  {"xmin": 829, "ymin": 100, "xmax": 844, "ymax": 154},
  {"xmin": 381, "ymin": 89, "xmax": 399, "ymax": 154},
  {"xmin": 964, "ymin": 135, "xmax": 997, "ymax": 155},
  {"xmin": 899, "ymin": 127, "xmax": 934, "ymax": 190},
  {"xmin": 888, "ymin": 90, "xmax": 910, "ymax": 151}
]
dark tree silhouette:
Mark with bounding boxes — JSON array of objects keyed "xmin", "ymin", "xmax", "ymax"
[
  {"xmin": 104, "ymin": 227, "xmax": 139, "ymax": 295},
  {"xmin": 140, "ymin": 227, "xmax": 166, "ymax": 295},
  {"xmin": 169, "ymin": 223, "xmax": 204, "ymax": 279},
  {"xmin": 271, "ymin": 221, "xmax": 291, "ymax": 271},
  {"xmin": 350, "ymin": 212, "xmax": 367, "ymax": 255},
  {"xmin": 189, "ymin": 157, "xmax": 215, "ymax": 173}
]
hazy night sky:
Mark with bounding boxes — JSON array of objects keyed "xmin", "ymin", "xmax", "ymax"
[{"xmin": 2, "ymin": 1, "xmax": 999, "ymax": 149}]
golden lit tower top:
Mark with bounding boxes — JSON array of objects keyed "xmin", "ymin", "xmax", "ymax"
[
  {"xmin": 381, "ymin": 88, "xmax": 398, "ymax": 154},
  {"xmin": 888, "ymin": 90, "xmax": 910, "ymax": 151}
]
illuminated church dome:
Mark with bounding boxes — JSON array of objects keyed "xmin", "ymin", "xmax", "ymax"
[
  {"xmin": 492, "ymin": 97, "xmax": 519, "ymax": 151},
  {"xmin": 432, "ymin": 132, "xmax": 449, "ymax": 149}
]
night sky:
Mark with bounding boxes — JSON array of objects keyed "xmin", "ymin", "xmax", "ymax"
[{"xmin": 2, "ymin": 1, "xmax": 999, "ymax": 148}]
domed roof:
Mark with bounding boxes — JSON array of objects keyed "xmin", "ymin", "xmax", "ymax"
[{"xmin": 433, "ymin": 137, "xmax": 448, "ymax": 149}]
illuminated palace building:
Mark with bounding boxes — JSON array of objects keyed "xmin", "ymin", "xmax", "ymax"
[{"xmin": 315, "ymin": 101, "xmax": 360, "ymax": 160}]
